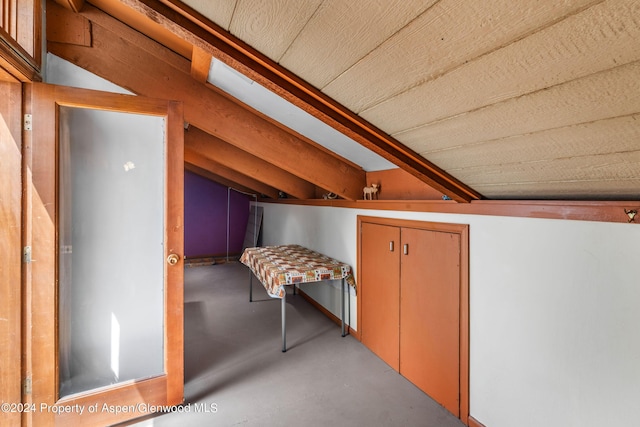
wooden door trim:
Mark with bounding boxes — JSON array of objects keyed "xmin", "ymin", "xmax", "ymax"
[
  {"xmin": 0, "ymin": 81, "xmax": 23, "ymax": 427},
  {"xmin": 56, "ymin": 376, "xmax": 167, "ymax": 426},
  {"xmin": 264, "ymin": 198, "xmax": 639, "ymax": 225},
  {"xmin": 357, "ymin": 215, "xmax": 470, "ymax": 426},
  {"xmin": 165, "ymin": 99, "xmax": 185, "ymax": 405}
]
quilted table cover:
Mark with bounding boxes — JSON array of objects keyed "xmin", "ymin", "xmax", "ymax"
[{"xmin": 240, "ymin": 244, "xmax": 356, "ymax": 299}]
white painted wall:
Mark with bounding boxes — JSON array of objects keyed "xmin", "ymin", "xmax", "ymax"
[{"xmin": 258, "ymin": 202, "xmax": 640, "ymax": 427}]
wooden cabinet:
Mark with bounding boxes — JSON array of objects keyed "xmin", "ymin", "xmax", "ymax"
[
  {"xmin": 0, "ymin": 0, "xmax": 43, "ymax": 81},
  {"xmin": 358, "ymin": 216, "xmax": 469, "ymax": 422}
]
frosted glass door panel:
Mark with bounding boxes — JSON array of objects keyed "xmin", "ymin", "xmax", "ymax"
[{"xmin": 58, "ymin": 107, "xmax": 165, "ymax": 398}]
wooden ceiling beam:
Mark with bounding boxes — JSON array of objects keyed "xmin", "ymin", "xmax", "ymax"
[
  {"xmin": 185, "ymin": 126, "xmax": 316, "ymax": 200},
  {"xmin": 112, "ymin": 0, "xmax": 481, "ymax": 202},
  {"xmin": 54, "ymin": 0, "xmax": 86, "ymax": 13},
  {"xmin": 47, "ymin": 1, "xmax": 365, "ymax": 201},
  {"xmin": 184, "ymin": 148, "xmax": 280, "ymax": 199},
  {"xmin": 184, "ymin": 163, "xmax": 260, "ymax": 198}
]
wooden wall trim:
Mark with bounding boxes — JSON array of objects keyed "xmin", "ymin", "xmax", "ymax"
[
  {"xmin": 366, "ymin": 168, "xmax": 444, "ymax": 200},
  {"xmin": 260, "ymin": 198, "xmax": 640, "ymax": 225},
  {"xmin": 468, "ymin": 415, "xmax": 487, "ymax": 427}
]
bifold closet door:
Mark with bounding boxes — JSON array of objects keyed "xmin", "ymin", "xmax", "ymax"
[
  {"xmin": 361, "ymin": 222, "xmax": 401, "ymax": 371},
  {"xmin": 400, "ymin": 228, "xmax": 461, "ymax": 416}
]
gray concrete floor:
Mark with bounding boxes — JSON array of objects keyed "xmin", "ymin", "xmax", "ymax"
[{"xmin": 129, "ymin": 262, "xmax": 465, "ymax": 427}]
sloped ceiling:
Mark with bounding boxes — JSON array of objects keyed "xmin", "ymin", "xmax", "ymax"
[{"xmin": 54, "ymin": 0, "xmax": 640, "ymax": 201}]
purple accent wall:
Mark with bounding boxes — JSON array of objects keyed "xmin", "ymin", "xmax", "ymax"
[{"xmin": 184, "ymin": 170, "xmax": 253, "ymax": 258}]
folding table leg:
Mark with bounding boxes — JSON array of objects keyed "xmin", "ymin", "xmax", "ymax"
[
  {"xmin": 341, "ymin": 278, "xmax": 346, "ymax": 337},
  {"xmin": 282, "ymin": 293, "xmax": 287, "ymax": 352}
]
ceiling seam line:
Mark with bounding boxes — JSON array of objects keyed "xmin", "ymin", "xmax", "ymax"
[
  {"xmin": 420, "ymin": 111, "xmax": 640, "ymax": 156},
  {"xmin": 355, "ymin": 0, "xmax": 608, "ymax": 114},
  {"xmin": 276, "ymin": 0, "xmax": 325, "ymax": 64},
  {"xmin": 393, "ymin": 58, "xmax": 640, "ymax": 138},
  {"xmin": 318, "ymin": 0, "xmax": 444, "ymax": 91}
]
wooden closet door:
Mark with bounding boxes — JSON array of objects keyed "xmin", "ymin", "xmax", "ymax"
[
  {"xmin": 400, "ymin": 227, "xmax": 461, "ymax": 416},
  {"xmin": 361, "ymin": 222, "xmax": 401, "ymax": 371}
]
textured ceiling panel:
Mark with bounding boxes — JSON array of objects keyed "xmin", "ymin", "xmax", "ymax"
[
  {"xmin": 398, "ymin": 61, "xmax": 640, "ymax": 153},
  {"xmin": 453, "ymin": 152, "xmax": 640, "ymax": 184},
  {"xmin": 322, "ymin": 0, "xmax": 599, "ymax": 113},
  {"xmin": 230, "ymin": 0, "xmax": 323, "ymax": 62},
  {"xmin": 360, "ymin": 0, "xmax": 640, "ymax": 136},
  {"xmin": 278, "ymin": 0, "xmax": 436, "ymax": 89},
  {"xmin": 425, "ymin": 114, "xmax": 640, "ymax": 170}
]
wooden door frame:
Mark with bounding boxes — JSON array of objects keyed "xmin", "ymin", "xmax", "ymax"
[
  {"xmin": 0, "ymin": 80, "xmax": 23, "ymax": 427},
  {"xmin": 22, "ymin": 83, "xmax": 184, "ymax": 426},
  {"xmin": 356, "ymin": 215, "xmax": 470, "ymax": 426}
]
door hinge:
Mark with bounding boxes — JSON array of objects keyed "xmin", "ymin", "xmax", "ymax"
[
  {"xmin": 23, "ymin": 246, "xmax": 32, "ymax": 263},
  {"xmin": 23, "ymin": 376, "xmax": 32, "ymax": 395},
  {"xmin": 24, "ymin": 114, "xmax": 32, "ymax": 131}
]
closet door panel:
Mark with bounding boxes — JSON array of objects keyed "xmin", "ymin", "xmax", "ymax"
[
  {"xmin": 361, "ymin": 222, "xmax": 400, "ymax": 370},
  {"xmin": 400, "ymin": 228, "xmax": 460, "ymax": 416}
]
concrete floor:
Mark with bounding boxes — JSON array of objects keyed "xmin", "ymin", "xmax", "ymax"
[{"xmin": 130, "ymin": 262, "xmax": 466, "ymax": 427}]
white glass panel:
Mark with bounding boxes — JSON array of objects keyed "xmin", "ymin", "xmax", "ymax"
[{"xmin": 58, "ymin": 106, "xmax": 165, "ymax": 397}]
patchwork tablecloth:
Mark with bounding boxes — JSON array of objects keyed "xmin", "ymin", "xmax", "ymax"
[{"xmin": 240, "ymin": 244, "xmax": 356, "ymax": 299}]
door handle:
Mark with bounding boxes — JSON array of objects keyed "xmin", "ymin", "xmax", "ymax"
[
  {"xmin": 167, "ymin": 253, "xmax": 180, "ymax": 265},
  {"xmin": 389, "ymin": 241, "xmax": 394, "ymax": 252},
  {"xmin": 403, "ymin": 244, "xmax": 408, "ymax": 255}
]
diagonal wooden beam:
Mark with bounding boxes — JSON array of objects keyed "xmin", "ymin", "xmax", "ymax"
[
  {"xmin": 185, "ymin": 126, "xmax": 316, "ymax": 199},
  {"xmin": 54, "ymin": 0, "xmax": 85, "ymax": 13},
  {"xmin": 184, "ymin": 148, "xmax": 280, "ymax": 199},
  {"xmin": 111, "ymin": 0, "xmax": 482, "ymax": 202},
  {"xmin": 47, "ymin": 1, "xmax": 366, "ymax": 201},
  {"xmin": 184, "ymin": 163, "xmax": 261, "ymax": 198}
]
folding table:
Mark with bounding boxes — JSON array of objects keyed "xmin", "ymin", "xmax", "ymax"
[{"xmin": 240, "ymin": 244, "xmax": 356, "ymax": 352}]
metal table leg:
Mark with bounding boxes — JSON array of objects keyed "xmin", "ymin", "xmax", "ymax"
[
  {"xmin": 341, "ymin": 278, "xmax": 346, "ymax": 337},
  {"xmin": 249, "ymin": 273, "xmax": 253, "ymax": 302},
  {"xmin": 282, "ymin": 293, "xmax": 287, "ymax": 352}
]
